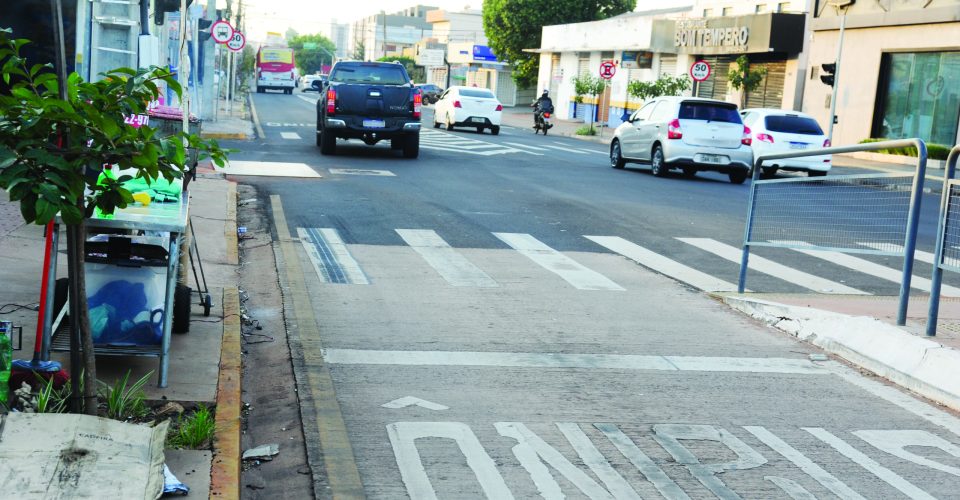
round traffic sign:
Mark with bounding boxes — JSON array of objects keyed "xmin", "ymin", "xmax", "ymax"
[
  {"xmin": 599, "ymin": 60, "xmax": 616, "ymax": 80},
  {"xmin": 690, "ymin": 60, "xmax": 711, "ymax": 82},
  {"xmin": 210, "ymin": 20, "xmax": 234, "ymax": 44},
  {"xmin": 227, "ymin": 31, "xmax": 246, "ymax": 52}
]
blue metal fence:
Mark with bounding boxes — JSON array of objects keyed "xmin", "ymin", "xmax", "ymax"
[
  {"xmin": 926, "ymin": 146, "xmax": 960, "ymax": 336},
  {"xmin": 738, "ymin": 139, "xmax": 928, "ymax": 326}
]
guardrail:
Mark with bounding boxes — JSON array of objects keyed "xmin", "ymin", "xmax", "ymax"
[
  {"xmin": 738, "ymin": 139, "xmax": 928, "ymax": 326},
  {"xmin": 926, "ymin": 145, "xmax": 960, "ymax": 336}
]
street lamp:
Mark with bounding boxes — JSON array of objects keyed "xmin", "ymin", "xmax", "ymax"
[{"xmin": 824, "ymin": 0, "xmax": 855, "ymax": 144}]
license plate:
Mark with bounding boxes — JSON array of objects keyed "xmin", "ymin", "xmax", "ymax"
[
  {"xmin": 470, "ymin": 117, "xmax": 485, "ymax": 123},
  {"xmin": 362, "ymin": 119, "xmax": 385, "ymax": 128},
  {"xmin": 696, "ymin": 154, "xmax": 726, "ymax": 165},
  {"xmin": 789, "ymin": 142, "xmax": 809, "ymax": 150}
]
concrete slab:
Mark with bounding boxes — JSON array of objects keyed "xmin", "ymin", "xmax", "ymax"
[{"xmin": 165, "ymin": 449, "xmax": 212, "ymax": 498}]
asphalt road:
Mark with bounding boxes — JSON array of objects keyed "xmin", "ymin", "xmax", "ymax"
[{"xmin": 230, "ymin": 90, "xmax": 960, "ymax": 499}]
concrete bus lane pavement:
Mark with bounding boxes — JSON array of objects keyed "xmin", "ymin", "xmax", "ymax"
[{"xmin": 280, "ymin": 227, "xmax": 960, "ymax": 499}]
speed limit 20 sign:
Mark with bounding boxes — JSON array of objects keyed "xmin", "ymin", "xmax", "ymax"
[
  {"xmin": 226, "ymin": 31, "xmax": 246, "ymax": 52},
  {"xmin": 690, "ymin": 60, "xmax": 711, "ymax": 82}
]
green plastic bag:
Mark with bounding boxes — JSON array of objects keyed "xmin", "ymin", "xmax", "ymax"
[{"xmin": 0, "ymin": 325, "xmax": 11, "ymax": 407}]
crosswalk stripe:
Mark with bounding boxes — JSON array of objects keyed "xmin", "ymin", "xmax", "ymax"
[
  {"xmin": 858, "ymin": 242, "xmax": 936, "ymax": 264},
  {"xmin": 543, "ymin": 144, "xmax": 589, "ymax": 155},
  {"xmin": 553, "ymin": 141, "xmax": 606, "ymax": 155},
  {"xmin": 585, "ymin": 236, "xmax": 740, "ymax": 292},
  {"xmin": 395, "ymin": 229, "xmax": 498, "ymax": 287},
  {"xmin": 280, "ymin": 132, "xmax": 301, "ymax": 140},
  {"xmin": 493, "ymin": 233, "xmax": 624, "ymax": 291},
  {"xmin": 298, "ymin": 228, "xmax": 370, "ymax": 285},
  {"xmin": 775, "ymin": 240, "xmax": 960, "ymax": 297},
  {"xmin": 677, "ymin": 238, "xmax": 868, "ymax": 295},
  {"xmin": 504, "ymin": 142, "xmax": 547, "ymax": 151}
]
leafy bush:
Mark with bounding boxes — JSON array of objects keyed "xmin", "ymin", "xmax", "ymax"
[
  {"xmin": 858, "ymin": 139, "xmax": 951, "ymax": 160},
  {"xmin": 169, "ymin": 404, "xmax": 216, "ymax": 449},
  {"xmin": 627, "ymin": 74, "xmax": 691, "ymax": 101},
  {"xmin": 575, "ymin": 126, "xmax": 597, "ymax": 136}
]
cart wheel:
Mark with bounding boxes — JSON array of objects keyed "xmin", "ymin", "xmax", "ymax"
[
  {"xmin": 173, "ymin": 284, "xmax": 191, "ymax": 334},
  {"xmin": 203, "ymin": 294, "xmax": 213, "ymax": 317}
]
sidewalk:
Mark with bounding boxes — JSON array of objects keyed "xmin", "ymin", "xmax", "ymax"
[
  {"xmin": 202, "ymin": 94, "xmax": 256, "ymax": 140},
  {"xmin": 0, "ymin": 162, "xmax": 241, "ymax": 496},
  {"xmin": 500, "ymin": 105, "xmax": 612, "ymax": 145}
]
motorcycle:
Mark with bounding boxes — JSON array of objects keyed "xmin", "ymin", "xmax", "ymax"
[{"xmin": 533, "ymin": 105, "xmax": 554, "ymax": 135}]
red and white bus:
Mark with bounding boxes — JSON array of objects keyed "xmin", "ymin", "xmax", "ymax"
[{"xmin": 255, "ymin": 46, "xmax": 297, "ymax": 94}]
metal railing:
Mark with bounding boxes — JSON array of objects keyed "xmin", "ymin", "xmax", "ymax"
[
  {"xmin": 738, "ymin": 139, "xmax": 928, "ymax": 326},
  {"xmin": 926, "ymin": 145, "xmax": 960, "ymax": 336}
]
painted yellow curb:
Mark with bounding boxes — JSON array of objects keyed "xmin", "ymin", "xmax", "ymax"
[
  {"xmin": 201, "ymin": 132, "xmax": 249, "ymax": 140},
  {"xmin": 224, "ymin": 183, "xmax": 239, "ymax": 266},
  {"xmin": 210, "ymin": 287, "xmax": 242, "ymax": 499}
]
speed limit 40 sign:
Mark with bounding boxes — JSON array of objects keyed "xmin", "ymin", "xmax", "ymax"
[{"xmin": 690, "ymin": 60, "xmax": 711, "ymax": 82}]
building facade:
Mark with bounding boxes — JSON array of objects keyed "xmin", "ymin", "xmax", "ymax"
[
  {"xmin": 329, "ymin": 21, "xmax": 349, "ymax": 59},
  {"xmin": 350, "ymin": 5, "xmax": 436, "ymax": 61},
  {"xmin": 801, "ymin": 0, "xmax": 960, "ymax": 147}
]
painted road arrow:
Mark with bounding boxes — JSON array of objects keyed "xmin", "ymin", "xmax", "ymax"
[{"xmin": 382, "ymin": 397, "xmax": 449, "ymax": 411}]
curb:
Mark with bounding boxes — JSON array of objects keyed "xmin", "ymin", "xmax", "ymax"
[
  {"xmin": 224, "ymin": 183, "xmax": 238, "ymax": 266},
  {"xmin": 718, "ymin": 294, "xmax": 960, "ymax": 412},
  {"xmin": 209, "ymin": 287, "xmax": 242, "ymax": 499},
  {"xmin": 202, "ymin": 132, "xmax": 250, "ymax": 140},
  {"xmin": 248, "ymin": 93, "xmax": 265, "ymax": 140}
]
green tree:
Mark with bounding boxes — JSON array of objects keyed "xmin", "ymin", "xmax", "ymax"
[
  {"xmin": 0, "ymin": 30, "xmax": 229, "ymax": 414},
  {"xmin": 727, "ymin": 55, "xmax": 766, "ymax": 108},
  {"xmin": 353, "ymin": 39, "xmax": 366, "ymax": 61},
  {"xmin": 571, "ymin": 74, "xmax": 606, "ymax": 132},
  {"xmin": 627, "ymin": 73, "xmax": 691, "ymax": 101},
  {"xmin": 376, "ymin": 56, "xmax": 424, "ymax": 83},
  {"xmin": 483, "ymin": 0, "xmax": 636, "ymax": 87},
  {"xmin": 289, "ymin": 33, "xmax": 337, "ymax": 75}
]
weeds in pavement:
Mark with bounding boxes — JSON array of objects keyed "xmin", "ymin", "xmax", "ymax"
[
  {"xmin": 168, "ymin": 404, "xmax": 216, "ymax": 449},
  {"xmin": 99, "ymin": 370, "xmax": 151, "ymax": 420},
  {"xmin": 34, "ymin": 373, "xmax": 69, "ymax": 414},
  {"xmin": 575, "ymin": 125, "xmax": 597, "ymax": 136}
]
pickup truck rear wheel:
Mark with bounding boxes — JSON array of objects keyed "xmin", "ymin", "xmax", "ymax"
[
  {"xmin": 491, "ymin": 126, "xmax": 500, "ymax": 135},
  {"xmin": 315, "ymin": 127, "xmax": 322, "ymax": 147},
  {"xmin": 402, "ymin": 133, "xmax": 419, "ymax": 159},
  {"xmin": 320, "ymin": 129, "xmax": 336, "ymax": 155},
  {"xmin": 391, "ymin": 139, "xmax": 403, "ymax": 150}
]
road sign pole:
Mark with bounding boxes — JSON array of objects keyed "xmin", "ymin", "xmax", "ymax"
[{"xmin": 826, "ymin": 10, "xmax": 846, "ymax": 144}]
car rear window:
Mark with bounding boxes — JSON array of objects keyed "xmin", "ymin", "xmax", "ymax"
[
  {"xmin": 459, "ymin": 89, "xmax": 496, "ymax": 99},
  {"xmin": 331, "ymin": 65, "xmax": 409, "ymax": 85},
  {"xmin": 764, "ymin": 115, "xmax": 824, "ymax": 135},
  {"xmin": 679, "ymin": 102, "xmax": 741, "ymax": 123}
]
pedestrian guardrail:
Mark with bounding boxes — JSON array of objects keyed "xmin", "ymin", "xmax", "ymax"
[
  {"xmin": 926, "ymin": 145, "xmax": 960, "ymax": 336},
  {"xmin": 738, "ymin": 139, "xmax": 928, "ymax": 326}
]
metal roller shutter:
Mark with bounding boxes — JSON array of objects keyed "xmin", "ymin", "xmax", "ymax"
[
  {"xmin": 659, "ymin": 55, "xmax": 677, "ymax": 77},
  {"xmin": 549, "ymin": 53, "xmax": 561, "ymax": 97},
  {"xmin": 694, "ymin": 56, "xmax": 734, "ymax": 101},
  {"xmin": 745, "ymin": 60, "xmax": 786, "ymax": 109}
]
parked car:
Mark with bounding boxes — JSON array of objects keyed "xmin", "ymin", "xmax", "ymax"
[
  {"xmin": 740, "ymin": 108, "xmax": 831, "ymax": 177},
  {"xmin": 301, "ymin": 74, "xmax": 327, "ymax": 92},
  {"xmin": 415, "ymin": 83, "xmax": 443, "ymax": 104},
  {"xmin": 610, "ymin": 96, "xmax": 754, "ymax": 184},
  {"xmin": 433, "ymin": 86, "xmax": 502, "ymax": 135},
  {"xmin": 315, "ymin": 61, "xmax": 421, "ymax": 158}
]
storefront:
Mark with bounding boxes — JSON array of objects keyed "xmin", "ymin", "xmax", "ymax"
[
  {"xmin": 801, "ymin": 0, "xmax": 960, "ymax": 148},
  {"xmin": 446, "ymin": 42, "xmax": 534, "ymax": 107},
  {"xmin": 650, "ymin": 13, "xmax": 806, "ymax": 109}
]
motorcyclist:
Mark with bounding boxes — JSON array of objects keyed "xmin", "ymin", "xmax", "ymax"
[{"xmin": 532, "ymin": 90, "xmax": 554, "ymax": 127}]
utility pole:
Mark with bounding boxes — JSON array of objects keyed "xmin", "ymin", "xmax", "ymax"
[
  {"xmin": 381, "ymin": 10, "xmax": 387, "ymax": 59},
  {"xmin": 825, "ymin": 0, "xmax": 855, "ymax": 144}
]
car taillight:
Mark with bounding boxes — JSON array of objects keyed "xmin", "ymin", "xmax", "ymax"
[
  {"xmin": 413, "ymin": 91, "xmax": 422, "ymax": 119},
  {"xmin": 757, "ymin": 133, "xmax": 774, "ymax": 143},
  {"xmin": 667, "ymin": 119, "xmax": 682, "ymax": 140},
  {"xmin": 495, "ymin": 104, "xmax": 503, "ymax": 111},
  {"xmin": 823, "ymin": 139, "xmax": 831, "ymax": 147},
  {"xmin": 741, "ymin": 126, "xmax": 752, "ymax": 146},
  {"xmin": 326, "ymin": 88, "xmax": 336, "ymax": 115},
  {"xmin": 543, "ymin": 112, "xmax": 551, "ymax": 118},
  {"xmin": 454, "ymin": 100, "xmax": 461, "ymax": 108}
]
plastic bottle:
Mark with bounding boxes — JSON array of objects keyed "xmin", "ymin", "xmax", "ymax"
[
  {"xmin": 0, "ymin": 321, "xmax": 11, "ymax": 407},
  {"xmin": 94, "ymin": 165, "xmax": 117, "ymax": 219}
]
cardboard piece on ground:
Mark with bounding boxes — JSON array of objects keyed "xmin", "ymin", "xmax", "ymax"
[{"xmin": 0, "ymin": 413, "xmax": 168, "ymax": 499}]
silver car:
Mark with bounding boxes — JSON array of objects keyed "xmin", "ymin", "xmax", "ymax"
[{"xmin": 610, "ymin": 96, "xmax": 754, "ymax": 184}]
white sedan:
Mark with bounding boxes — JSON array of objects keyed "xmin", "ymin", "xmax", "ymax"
[
  {"xmin": 433, "ymin": 86, "xmax": 502, "ymax": 135},
  {"xmin": 740, "ymin": 108, "xmax": 832, "ymax": 177}
]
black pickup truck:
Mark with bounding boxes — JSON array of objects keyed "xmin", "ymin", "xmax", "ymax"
[{"xmin": 314, "ymin": 61, "xmax": 422, "ymax": 158}]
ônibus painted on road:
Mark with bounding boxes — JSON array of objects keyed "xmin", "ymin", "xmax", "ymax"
[{"xmin": 255, "ymin": 45, "xmax": 297, "ymax": 95}]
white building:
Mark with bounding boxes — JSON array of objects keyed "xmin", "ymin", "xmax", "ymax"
[
  {"xmin": 328, "ymin": 21, "xmax": 349, "ymax": 59},
  {"xmin": 350, "ymin": 5, "xmax": 435, "ymax": 61}
]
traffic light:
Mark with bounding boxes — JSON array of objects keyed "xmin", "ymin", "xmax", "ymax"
[{"xmin": 820, "ymin": 63, "xmax": 836, "ymax": 87}]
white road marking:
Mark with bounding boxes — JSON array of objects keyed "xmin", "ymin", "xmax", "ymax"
[
  {"xmin": 280, "ymin": 131, "xmax": 301, "ymax": 140},
  {"xmin": 774, "ymin": 240, "xmax": 960, "ymax": 297},
  {"xmin": 219, "ymin": 160, "xmax": 321, "ymax": 178},
  {"xmin": 322, "ymin": 349, "xmax": 826, "ymax": 374},
  {"xmin": 297, "ymin": 228, "xmax": 370, "ymax": 285},
  {"xmin": 494, "ymin": 233, "xmax": 624, "ymax": 291},
  {"xmin": 381, "ymin": 396, "xmax": 449, "ymax": 411},
  {"xmin": 858, "ymin": 242, "xmax": 936, "ymax": 264},
  {"xmin": 504, "ymin": 141, "xmax": 547, "ymax": 151},
  {"xmin": 543, "ymin": 144, "xmax": 590, "ymax": 155},
  {"xmin": 766, "ymin": 476, "xmax": 818, "ymax": 500},
  {"xmin": 419, "ymin": 130, "xmax": 543, "ymax": 156},
  {"xmin": 744, "ymin": 426, "xmax": 867, "ymax": 500},
  {"xmin": 328, "ymin": 168, "xmax": 395, "ymax": 176},
  {"xmin": 805, "ymin": 427, "xmax": 936, "ymax": 500},
  {"xmin": 595, "ymin": 424, "xmax": 691, "ymax": 500},
  {"xmin": 395, "ymin": 229, "xmax": 498, "ymax": 287},
  {"xmin": 854, "ymin": 430, "xmax": 960, "ymax": 477},
  {"xmin": 553, "ymin": 141, "xmax": 606, "ymax": 155},
  {"xmin": 585, "ymin": 236, "xmax": 740, "ymax": 292},
  {"xmin": 296, "ymin": 94, "xmax": 318, "ymax": 105},
  {"xmin": 388, "ymin": 422, "xmax": 514, "ymax": 500},
  {"xmin": 677, "ymin": 238, "xmax": 868, "ymax": 295}
]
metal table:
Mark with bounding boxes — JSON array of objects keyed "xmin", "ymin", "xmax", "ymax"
[{"xmin": 46, "ymin": 193, "xmax": 189, "ymax": 387}]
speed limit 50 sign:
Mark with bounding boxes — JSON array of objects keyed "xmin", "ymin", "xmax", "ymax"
[{"xmin": 690, "ymin": 60, "xmax": 711, "ymax": 82}]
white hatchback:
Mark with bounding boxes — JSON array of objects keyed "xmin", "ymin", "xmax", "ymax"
[
  {"xmin": 740, "ymin": 108, "xmax": 831, "ymax": 177},
  {"xmin": 433, "ymin": 86, "xmax": 503, "ymax": 135}
]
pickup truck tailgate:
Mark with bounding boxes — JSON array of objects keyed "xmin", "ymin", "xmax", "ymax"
[{"xmin": 335, "ymin": 84, "xmax": 412, "ymax": 117}]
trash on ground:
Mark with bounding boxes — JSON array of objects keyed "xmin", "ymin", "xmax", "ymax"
[
  {"xmin": 163, "ymin": 464, "xmax": 190, "ymax": 495},
  {"xmin": 242, "ymin": 443, "xmax": 279, "ymax": 461}
]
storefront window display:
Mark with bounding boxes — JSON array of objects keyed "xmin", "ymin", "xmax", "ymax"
[{"xmin": 877, "ymin": 51, "xmax": 960, "ymax": 146}]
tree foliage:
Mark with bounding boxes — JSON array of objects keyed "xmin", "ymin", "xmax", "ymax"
[
  {"xmin": 571, "ymin": 74, "xmax": 607, "ymax": 131},
  {"xmin": 376, "ymin": 56, "xmax": 424, "ymax": 83},
  {"xmin": 727, "ymin": 55, "xmax": 766, "ymax": 108},
  {"xmin": 483, "ymin": 0, "xmax": 636, "ymax": 88},
  {"xmin": 288, "ymin": 33, "xmax": 337, "ymax": 75},
  {"xmin": 627, "ymin": 74, "xmax": 691, "ymax": 101}
]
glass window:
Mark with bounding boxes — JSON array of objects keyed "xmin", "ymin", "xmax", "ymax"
[
  {"xmin": 703, "ymin": 8, "xmax": 713, "ymax": 16},
  {"xmin": 877, "ymin": 51, "xmax": 960, "ymax": 146},
  {"xmin": 722, "ymin": 7, "xmax": 733, "ymax": 15},
  {"xmin": 764, "ymin": 115, "xmax": 824, "ymax": 135},
  {"xmin": 633, "ymin": 101, "xmax": 656, "ymax": 121},
  {"xmin": 679, "ymin": 101, "xmax": 742, "ymax": 123},
  {"xmin": 755, "ymin": 4, "xmax": 767, "ymax": 13},
  {"xmin": 331, "ymin": 64, "xmax": 409, "ymax": 85},
  {"xmin": 459, "ymin": 88, "xmax": 496, "ymax": 98},
  {"xmin": 649, "ymin": 101, "xmax": 675, "ymax": 122},
  {"xmin": 777, "ymin": 2, "xmax": 790, "ymax": 12}
]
